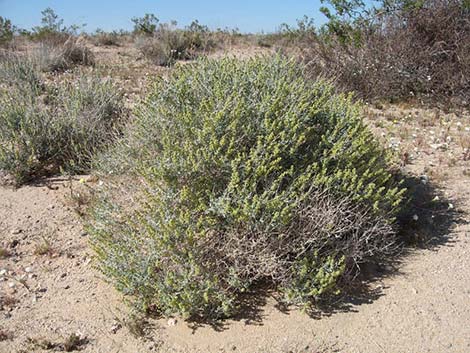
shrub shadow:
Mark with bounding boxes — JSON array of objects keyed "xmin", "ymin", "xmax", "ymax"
[
  {"xmin": 285, "ymin": 172, "xmax": 463, "ymax": 320},
  {"xmin": 185, "ymin": 284, "xmax": 270, "ymax": 332},
  {"xmin": 185, "ymin": 172, "xmax": 464, "ymax": 328}
]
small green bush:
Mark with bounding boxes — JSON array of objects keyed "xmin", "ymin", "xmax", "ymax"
[
  {"xmin": 89, "ymin": 57, "xmax": 405, "ymax": 319},
  {"xmin": 132, "ymin": 13, "xmax": 160, "ymax": 35},
  {"xmin": 0, "ymin": 17, "xmax": 15, "ymax": 46},
  {"xmin": 0, "ymin": 54, "xmax": 122, "ymax": 184}
]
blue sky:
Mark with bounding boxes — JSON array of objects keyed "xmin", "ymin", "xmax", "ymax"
[{"xmin": 0, "ymin": 0, "xmax": 328, "ymax": 33}]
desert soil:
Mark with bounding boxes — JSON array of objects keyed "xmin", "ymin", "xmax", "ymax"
[{"xmin": 1, "ymin": 44, "xmax": 470, "ymax": 353}]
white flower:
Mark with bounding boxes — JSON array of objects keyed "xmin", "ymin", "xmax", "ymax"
[{"xmin": 412, "ymin": 214, "xmax": 419, "ymax": 221}]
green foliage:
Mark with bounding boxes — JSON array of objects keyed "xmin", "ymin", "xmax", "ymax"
[
  {"xmin": 0, "ymin": 17, "xmax": 15, "ymax": 46},
  {"xmin": 89, "ymin": 57, "xmax": 405, "ymax": 319},
  {"xmin": 309, "ymin": 0, "xmax": 470, "ymax": 103},
  {"xmin": 132, "ymin": 14, "xmax": 159, "ymax": 35},
  {"xmin": 319, "ymin": 0, "xmax": 429, "ymax": 43},
  {"xmin": 30, "ymin": 8, "xmax": 84, "ymax": 44},
  {"xmin": 0, "ymin": 54, "xmax": 123, "ymax": 184}
]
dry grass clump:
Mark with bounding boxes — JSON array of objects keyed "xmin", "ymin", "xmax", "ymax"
[
  {"xmin": 33, "ymin": 36, "xmax": 95, "ymax": 72},
  {"xmin": 91, "ymin": 29, "xmax": 123, "ymax": 46}
]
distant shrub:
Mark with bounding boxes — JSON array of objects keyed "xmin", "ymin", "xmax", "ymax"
[
  {"xmin": 135, "ymin": 19, "xmax": 216, "ymax": 66},
  {"xmin": 184, "ymin": 20, "xmax": 216, "ymax": 52},
  {"xmin": 306, "ymin": 0, "xmax": 470, "ymax": 105},
  {"xmin": 134, "ymin": 35, "xmax": 175, "ymax": 66},
  {"xmin": 132, "ymin": 13, "xmax": 159, "ymax": 35},
  {"xmin": 33, "ymin": 37, "xmax": 95, "ymax": 72},
  {"xmin": 0, "ymin": 17, "xmax": 15, "ymax": 46},
  {"xmin": 92, "ymin": 29, "xmax": 121, "ymax": 46},
  {"xmin": 89, "ymin": 57, "xmax": 405, "ymax": 319},
  {"xmin": 29, "ymin": 7, "xmax": 81, "ymax": 45},
  {"xmin": 0, "ymin": 54, "xmax": 123, "ymax": 184}
]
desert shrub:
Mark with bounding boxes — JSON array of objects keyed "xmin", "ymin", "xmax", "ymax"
[
  {"xmin": 29, "ymin": 8, "xmax": 83, "ymax": 46},
  {"xmin": 89, "ymin": 57, "xmax": 405, "ymax": 319},
  {"xmin": 306, "ymin": 0, "xmax": 470, "ymax": 104},
  {"xmin": 135, "ymin": 20, "xmax": 216, "ymax": 66},
  {"xmin": 92, "ymin": 29, "xmax": 121, "ymax": 46},
  {"xmin": 132, "ymin": 13, "xmax": 160, "ymax": 35},
  {"xmin": 135, "ymin": 35, "xmax": 175, "ymax": 66},
  {"xmin": 0, "ymin": 54, "xmax": 123, "ymax": 184},
  {"xmin": 32, "ymin": 37, "xmax": 95, "ymax": 72},
  {"xmin": 184, "ymin": 20, "xmax": 216, "ymax": 52},
  {"xmin": 0, "ymin": 17, "xmax": 15, "ymax": 47}
]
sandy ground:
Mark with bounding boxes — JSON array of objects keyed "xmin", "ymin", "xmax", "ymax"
[{"xmin": 1, "ymin": 44, "xmax": 470, "ymax": 353}]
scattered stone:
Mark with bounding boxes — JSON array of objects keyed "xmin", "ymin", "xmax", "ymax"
[
  {"xmin": 8, "ymin": 282, "xmax": 15, "ymax": 288},
  {"xmin": 11, "ymin": 229, "xmax": 22, "ymax": 235},
  {"xmin": 167, "ymin": 318, "xmax": 177, "ymax": 327},
  {"xmin": 10, "ymin": 239, "xmax": 20, "ymax": 248},
  {"xmin": 110, "ymin": 323, "xmax": 122, "ymax": 334},
  {"xmin": 25, "ymin": 266, "xmax": 33, "ymax": 273},
  {"xmin": 0, "ymin": 269, "xmax": 6, "ymax": 276},
  {"xmin": 430, "ymin": 143, "xmax": 448, "ymax": 151}
]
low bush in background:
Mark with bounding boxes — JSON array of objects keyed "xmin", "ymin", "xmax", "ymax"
[
  {"xmin": 133, "ymin": 15, "xmax": 217, "ymax": 66},
  {"xmin": 33, "ymin": 37, "xmax": 95, "ymax": 72},
  {"xmin": 0, "ymin": 53, "xmax": 123, "ymax": 184},
  {"xmin": 304, "ymin": 0, "xmax": 470, "ymax": 105},
  {"xmin": 89, "ymin": 56, "xmax": 405, "ymax": 319},
  {"xmin": 0, "ymin": 17, "xmax": 15, "ymax": 47},
  {"xmin": 91, "ymin": 29, "xmax": 123, "ymax": 46}
]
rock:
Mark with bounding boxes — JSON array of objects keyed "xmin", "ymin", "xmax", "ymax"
[
  {"xmin": 0, "ymin": 269, "xmax": 7, "ymax": 276},
  {"xmin": 167, "ymin": 318, "xmax": 177, "ymax": 327},
  {"xmin": 8, "ymin": 282, "xmax": 15, "ymax": 288},
  {"xmin": 11, "ymin": 229, "xmax": 22, "ymax": 235},
  {"xmin": 10, "ymin": 239, "xmax": 20, "ymax": 248},
  {"xmin": 110, "ymin": 323, "xmax": 122, "ymax": 334},
  {"xmin": 25, "ymin": 267, "xmax": 33, "ymax": 273},
  {"xmin": 430, "ymin": 143, "xmax": 448, "ymax": 151}
]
